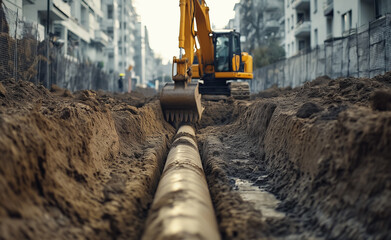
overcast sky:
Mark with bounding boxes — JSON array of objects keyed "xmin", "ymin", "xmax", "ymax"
[{"xmin": 134, "ymin": 0, "xmax": 239, "ymax": 63}]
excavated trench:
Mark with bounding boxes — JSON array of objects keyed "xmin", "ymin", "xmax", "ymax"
[{"xmin": 1, "ymin": 72, "xmax": 391, "ymax": 239}]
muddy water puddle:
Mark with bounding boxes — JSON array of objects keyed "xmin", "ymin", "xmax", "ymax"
[{"xmin": 232, "ymin": 177, "xmax": 285, "ymax": 220}]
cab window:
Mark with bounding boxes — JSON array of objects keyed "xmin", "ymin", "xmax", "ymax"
[{"xmin": 215, "ymin": 35, "xmax": 230, "ymax": 72}]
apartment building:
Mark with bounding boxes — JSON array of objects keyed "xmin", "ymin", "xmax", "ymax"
[
  {"xmin": 5, "ymin": 0, "xmax": 139, "ymax": 75},
  {"xmin": 133, "ymin": 23, "xmax": 163, "ymax": 87},
  {"xmin": 19, "ymin": 0, "xmax": 109, "ymax": 66},
  {"xmin": 285, "ymin": 0, "xmax": 391, "ymax": 57},
  {"xmin": 101, "ymin": 0, "xmax": 137, "ymax": 74},
  {"xmin": 285, "ymin": 0, "xmax": 311, "ymax": 57}
]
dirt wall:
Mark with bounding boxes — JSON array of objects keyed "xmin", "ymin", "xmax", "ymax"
[
  {"xmin": 199, "ymin": 73, "xmax": 391, "ymax": 239},
  {"xmin": 0, "ymin": 79, "xmax": 175, "ymax": 239}
]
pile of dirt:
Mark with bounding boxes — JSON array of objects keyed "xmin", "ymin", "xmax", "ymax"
[
  {"xmin": 198, "ymin": 72, "xmax": 391, "ymax": 239},
  {"xmin": 0, "ymin": 79, "xmax": 175, "ymax": 239}
]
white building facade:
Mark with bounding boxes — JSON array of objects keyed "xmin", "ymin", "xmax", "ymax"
[
  {"xmin": 285, "ymin": 0, "xmax": 391, "ymax": 57},
  {"xmin": 4, "ymin": 0, "xmax": 139, "ymax": 76},
  {"xmin": 101, "ymin": 0, "xmax": 137, "ymax": 74}
]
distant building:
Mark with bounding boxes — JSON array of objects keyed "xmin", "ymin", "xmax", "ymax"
[
  {"xmin": 8, "ymin": 0, "xmax": 139, "ymax": 75},
  {"xmin": 228, "ymin": 0, "xmax": 285, "ymax": 52},
  {"xmin": 285, "ymin": 0, "xmax": 391, "ymax": 57},
  {"xmin": 17, "ymin": 0, "xmax": 109, "ymax": 66},
  {"xmin": 101, "ymin": 0, "xmax": 137, "ymax": 74}
]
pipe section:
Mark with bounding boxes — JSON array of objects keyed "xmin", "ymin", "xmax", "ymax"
[{"xmin": 142, "ymin": 125, "xmax": 220, "ymax": 240}]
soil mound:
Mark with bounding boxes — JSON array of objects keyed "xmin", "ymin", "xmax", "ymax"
[
  {"xmin": 198, "ymin": 72, "xmax": 391, "ymax": 239},
  {"xmin": 0, "ymin": 79, "xmax": 174, "ymax": 239}
]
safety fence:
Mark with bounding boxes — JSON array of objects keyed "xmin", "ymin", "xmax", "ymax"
[
  {"xmin": 252, "ymin": 14, "xmax": 391, "ymax": 92},
  {"xmin": 0, "ymin": 3, "xmax": 118, "ymax": 92}
]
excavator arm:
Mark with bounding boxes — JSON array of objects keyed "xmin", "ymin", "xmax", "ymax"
[
  {"xmin": 177, "ymin": 0, "xmax": 214, "ymax": 81},
  {"xmin": 160, "ymin": 0, "xmax": 213, "ymax": 125}
]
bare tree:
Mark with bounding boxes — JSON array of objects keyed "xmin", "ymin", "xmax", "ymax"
[{"xmin": 239, "ymin": 0, "xmax": 284, "ymax": 53}]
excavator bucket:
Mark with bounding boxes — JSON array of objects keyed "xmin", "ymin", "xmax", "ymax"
[{"xmin": 160, "ymin": 82, "xmax": 203, "ymax": 124}]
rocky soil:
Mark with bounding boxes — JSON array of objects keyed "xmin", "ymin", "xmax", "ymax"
[{"xmin": 0, "ymin": 72, "xmax": 391, "ymax": 239}]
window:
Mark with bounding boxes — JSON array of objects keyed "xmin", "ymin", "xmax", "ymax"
[
  {"xmin": 326, "ymin": 17, "xmax": 333, "ymax": 38},
  {"xmin": 313, "ymin": 0, "xmax": 318, "ymax": 13},
  {"xmin": 375, "ymin": 0, "xmax": 390, "ymax": 17},
  {"xmin": 108, "ymin": 53, "xmax": 114, "ymax": 59},
  {"xmin": 314, "ymin": 28, "xmax": 318, "ymax": 46},
  {"xmin": 288, "ymin": 44, "xmax": 290, "ymax": 55},
  {"xmin": 107, "ymin": 5, "xmax": 113, "ymax": 19},
  {"xmin": 342, "ymin": 10, "xmax": 352, "ymax": 33},
  {"xmin": 81, "ymin": 6, "xmax": 88, "ymax": 27},
  {"xmin": 107, "ymin": 27, "xmax": 113, "ymax": 38},
  {"xmin": 297, "ymin": 13, "xmax": 304, "ymax": 24},
  {"xmin": 287, "ymin": 18, "xmax": 290, "ymax": 32},
  {"xmin": 215, "ymin": 35, "xmax": 230, "ymax": 72},
  {"xmin": 299, "ymin": 40, "xmax": 306, "ymax": 51}
]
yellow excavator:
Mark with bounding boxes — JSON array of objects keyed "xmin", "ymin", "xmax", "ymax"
[{"xmin": 160, "ymin": 0, "xmax": 253, "ymax": 124}]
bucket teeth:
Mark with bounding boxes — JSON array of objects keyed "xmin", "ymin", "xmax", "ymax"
[
  {"xmin": 165, "ymin": 112, "xmax": 169, "ymax": 121},
  {"xmin": 180, "ymin": 111, "xmax": 184, "ymax": 122},
  {"xmin": 170, "ymin": 112, "xmax": 175, "ymax": 122},
  {"xmin": 160, "ymin": 82, "xmax": 203, "ymax": 125}
]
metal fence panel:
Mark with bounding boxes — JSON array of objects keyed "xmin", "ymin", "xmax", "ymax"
[
  {"xmin": 252, "ymin": 14, "xmax": 391, "ymax": 92},
  {"xmin": 0, "ymin": 3, "xmax": 118, "ymax": 92}
]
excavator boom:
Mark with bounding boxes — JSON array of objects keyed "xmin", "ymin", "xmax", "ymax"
[{"xmin": 160, "ymin": 0, "xmax": 210, "ymax": 125}]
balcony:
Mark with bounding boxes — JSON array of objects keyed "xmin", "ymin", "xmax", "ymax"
[
  {"xmin": 94, "ymin": 30, "xmax": 109, "ymax": 47},
  {"xmin": 292, "ymin": 0, "xmax": 310, "ymax": 10},
  {"xmin": 52, "ymin": 0, "xmax": 71, "ymax": 18},
  {"xmin": 294, "ymin": 20, "xmax": 311, "ymax": 37},
  {"xmin": 38, "ymin": 0, "xmax": 70, "ymax": 21},
  {"xmin": 265, "ymin": 1, "xmax": 280, "ymax": 11},
  {"xmin": 323, "ymin": 0, "xmax": 333, "ymax": 16},
  {"xmin": 264, "ymin": 20, "xmax": 280, "ymax": 33}
]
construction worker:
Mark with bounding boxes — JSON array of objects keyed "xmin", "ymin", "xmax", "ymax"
[{"xmin": 118, "ymin": 73, "xmax": 125, "ymax": 92}]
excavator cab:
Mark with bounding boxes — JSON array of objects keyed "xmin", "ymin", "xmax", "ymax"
[
  {"xmin": 199, "ymin": 30, "xmax": 252, "ymax": 97},
  {"xmin": 214, "ymin": 31, "xmax": 242, "ymax": 73}
]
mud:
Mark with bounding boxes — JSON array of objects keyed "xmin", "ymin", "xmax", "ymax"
[
  {"xmin": 198, "ymin": 72, "xmax": 391, "ymax": 239},
  {"xmin": 0, "ymin": 79, "xmax": 175, "ymax": 239}
]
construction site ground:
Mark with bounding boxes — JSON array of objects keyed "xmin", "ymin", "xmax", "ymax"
[{"xmin": 0, "ymin": 73, "xmax": 390, "ymax": 239}]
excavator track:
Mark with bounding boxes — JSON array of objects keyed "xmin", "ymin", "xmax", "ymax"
[{"xmin": 229, "ymin": 82, "xmax": 250, "ymax": 100}]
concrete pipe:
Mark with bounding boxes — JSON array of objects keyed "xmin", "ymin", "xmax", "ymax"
[{"xmin": 142, "ymin": 125, "xmax": 220, "ymax": 240}]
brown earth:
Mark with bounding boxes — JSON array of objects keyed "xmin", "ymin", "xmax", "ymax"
[
  {"xmin": 1, "ymin": 72, "xmax": 391, "ymax": 239},
  {"xmin": 0, "ymin": 79, "xmax": 175, "ymax": 239},
  {"xmin": 198, "ymin": 72, "xmax": 391, "ymax": 239}
]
